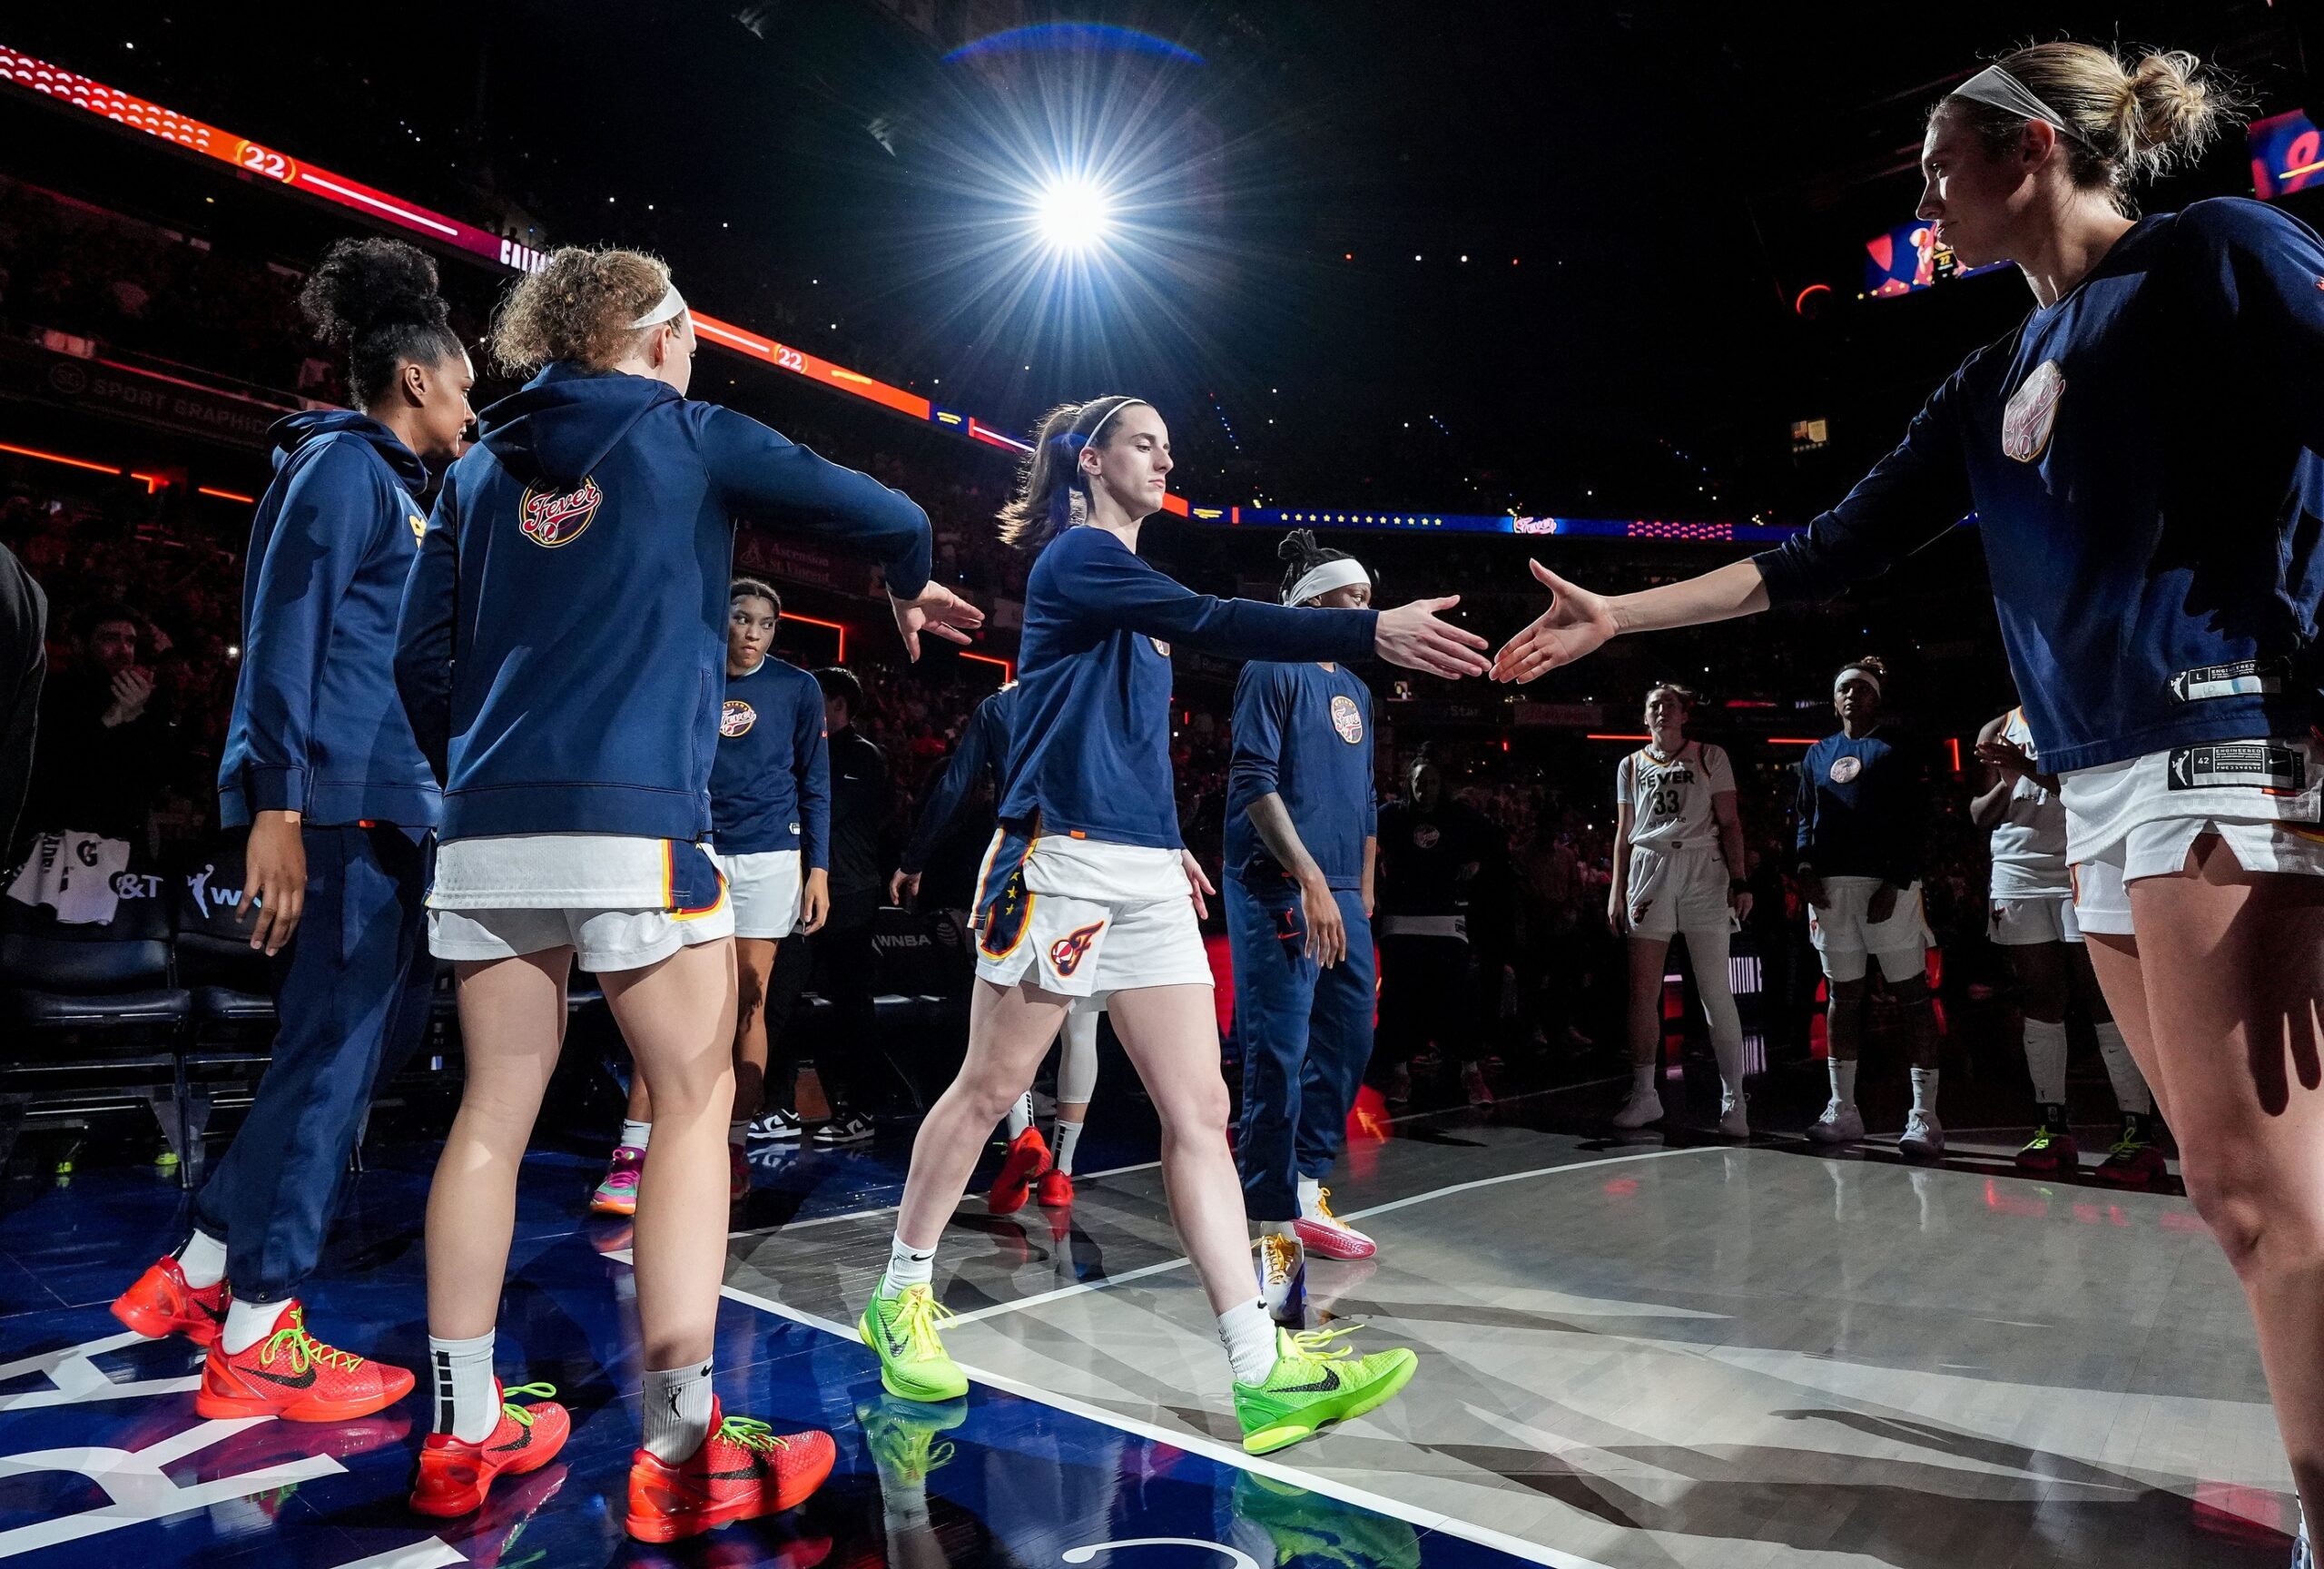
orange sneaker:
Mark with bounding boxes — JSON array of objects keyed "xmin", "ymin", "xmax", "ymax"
[
  {"xmin": 987, "ymin": 1126, "xmax": 1050, "ymax": 1216},
  {"xmin": 193, "ymin": 1302, "xmax": 416, "ymax": 1422},
  {"xmin": 112, "ymin": 1256, "xmax": 230, "ymax": 1347},
  {"xmin": 411, "ymin": 1381, "xmax": 570, "ymax": 1517},
  {"xmin": 1037, "ymin": 1168, "xmax": 1074, "ymax": 1209},
  {"xmin": 625, "ymin": 1397, "xmax": 837, "ymax": 1543}
]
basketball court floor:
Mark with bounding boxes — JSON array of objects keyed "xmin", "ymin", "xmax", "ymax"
[{"xmin": 0, "ymin": 1080, "xmax": 2297, "ymax": 1568}]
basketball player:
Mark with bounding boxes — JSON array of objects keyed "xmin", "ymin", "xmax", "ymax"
[
  {"xmin": 1227, "ymin": 530, "xmax": 1387, "ymax": 1330},
  {"xmin": 1606, "ymin": 683, "xmax": 1751, "ymax": 1137},
  {"xmin": 592, "ymin": 577, "xmax": 832, "ymax": 1215},
  {"xmin": 113, "ymin": 238, "xmax": 468, "ymax": 1426},
  {"xmin": 1972, "ymin": 706, "xmax": 2164, "ymax": 1182},
  {"xmin": 853, "ymin": 393, "xmax": 1487, "ymax": 1456},
  {"xmin": 1489, "ymin": 42, "xmax": 2324, "ymax": 1554},
  {"xmin": 395, "ymin": 246, "xmax": 980, "ymax": 1534},
  {"xmin": 891, "ymin": 682, "xmax": 1101, "ymax": 1212}
]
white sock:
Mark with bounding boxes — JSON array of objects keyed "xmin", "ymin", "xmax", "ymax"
[
  {"xmin": 2093, "ymin": 1022, "xmax": 2153, "ymax": 1114},
  {"xmin": 882, "ymin": 1233, "xmax": 935, "ymax": 1298},
  {"xmin": 1829, "ymin": 1058, "xmax": 1859, "ymax": 1108},
  {"xmin": 2022, "ymin": 1018, "xmax": 2068, "ymax": 1104},
  {"xmin": 428, "ymin": 1329, "xmax": 498, "ymax": 1442},
  {"xmin": 1053, "ymin": 1118, "xmax": 1084, "ymax": 1175},
  {"xmin": 1911, "ymin": 1066, "xmax": 1940, "ymax": 1116},
  {"xmin": 1630, "ymin": 1061, "xmax": 1657, "ymax": 1095},
  {"xmin": 642, "ymin": 1358, "xmax": 714, "ymax": 1463},
  {"xmin": 1218, "ymin": 1298, "xmax": 1279, "ymax": 1386},
  {"xmin": 620, "ymin": 1119, "xmax": 652, "ymax": 1151},
  {"xmin": 1005, "ymin": 1094, "xmax": 1034, "ymax": 1140},
  {"xmin": 174, "ymin": 1229, "xmax": 227, "ymax": 1290},
  {"xmin": 221, "ymin": 1297, "xmax": 291, "ymax": 1355},
  {"xmin": 727, "ymin": 1119, "xmax": 747, "ymax": 1150},
  {"xmin": 1296, "ymin": 1175, "xmax": 1324, "ymax": 1218}
]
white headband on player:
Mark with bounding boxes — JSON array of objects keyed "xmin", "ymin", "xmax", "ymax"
[
  {"xmin": 628, "ymin": 283, "xmax": 688, "ymax": 330},
  {"xmin": 1835, "ymin": 666, "xmax": 1883, "ymax": 696},
  {"xmin": 1082, "ymin": 395, "xmax": 1147, "ymax": 448},
  {"xmin": 1948, "ymin": 64, "xmax": 2088, "ymax": 146},
  {"xmin": 1285, "ymin": 558, "xmax": 1371, "ymax": 606}
]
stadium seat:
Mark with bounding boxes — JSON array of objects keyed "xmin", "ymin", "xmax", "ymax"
[{"xmin": 0, "ymin": 858, "xmax": 191, "ymax": 1181}]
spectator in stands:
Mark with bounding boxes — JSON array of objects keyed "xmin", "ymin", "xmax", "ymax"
[
  {"xmin": 0, "ymin": 539, "xmax": 44, "ymax": 850},
  {"xmin": 16, "ymin": 599, "xmax": 177, "ymax": 857},
  {"xmin": 807, "ymin": 665, "xmax": 890, "ymax": 1145}
]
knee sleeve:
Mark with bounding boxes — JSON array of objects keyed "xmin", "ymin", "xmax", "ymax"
[{"xmin": 1058, "ymin": 1008, "xmax": 1101, "ymax": 1105}]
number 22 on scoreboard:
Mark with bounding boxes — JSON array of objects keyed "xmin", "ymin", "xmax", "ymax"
[{"xmin": 231, "ymin": 140, "xmax": 298, "ymax": 183}]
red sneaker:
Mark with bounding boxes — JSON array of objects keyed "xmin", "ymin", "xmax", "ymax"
[
  {"xmin": 411, "ymin": 1381, "xmax": 571, "ymax": 1517},
  {"xmin": 193, "ymin": 1302, "xmax": 416, "ymax": 1422},
  {"xmin": 987, "ymin": 1127, "xmax": 1051, "ymax": 1217},
  {"xmin": 625, "ymin": 1398, "xmax": 837, "ymax": 1543},
  {"xmin": 1292, "ymin": 1188, "xmax": 1377, "ymax": 1261},
  {"xmin": 112, "ymin": 1256, "xmax": 229, "ymax": 1347},
  {"xmin": 1037, "ymin": 1168, "xmax": 1074, "ymax": 1209},
  {"xmin": 729, "ymin": 1144, "xmax": 751, "ymax": 1202},
  {"xmin": 2093, "ymin": 1134, "xmax": 2169, "ymax": 1188}
]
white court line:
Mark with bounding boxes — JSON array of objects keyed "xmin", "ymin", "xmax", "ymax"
[
  {"xmin": 716, "ymin": 1279, "xmax": 1621, "ymax": 1569},
  {"xmin": 722, "ymin": 1075, "xmax": 1630, "ymax": 1244},
  {"xmin": 944, "ymin": 1144, "xmax": 1721, "ymax": 1327}
]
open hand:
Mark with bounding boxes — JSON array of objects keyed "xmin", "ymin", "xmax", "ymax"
[
  {"xmin": 1374, "ymin": 597, "xmax": 1490, "ymax": 679},
  {"xmin": 891, "ymin": 581, "xmax": 985, "ymax": 662},
  {"xmin": 1492, "ymin": 560, "xmax": 1619, "ymax": 684}
]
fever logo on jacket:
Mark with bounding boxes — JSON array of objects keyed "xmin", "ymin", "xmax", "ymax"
[
  {"xmin": 1828, "ymin": 755, "xmax": 1862, "ymax": 784},
  {"xmin": 2002, "ymin": 360, "xmax": 2064, "ymax": 463},
  {"xmin": 720, "ymin": 699, "xmax": 757, "ymax": 737},
  {"xmin": 1330, "ymin": 693, "xmax": 1364, "ymax": 744},
  {"xmin": 517, "ymin": 474, "xmax": 603, "ymax": 547},
  {"xmin": 1049, "ymin": 921, "xmax": 1105, "ymax": 977},
  {"xmin": 408, "ymin": 512, "xmax": 426, "ymax": 543},
  {"xmin": 1148, "ymin": 636, "xmax": 1171, "ymax": 657}
]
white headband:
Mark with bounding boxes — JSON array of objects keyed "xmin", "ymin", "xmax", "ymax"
[
  {"xmin": 1285, "ymin": 558, "xmax": 1371, "ymax": 606},
  {"xmin": 1082, "ymin": 396, "xmax": 1147, "ymax": 448},
  {"xmin": 628, "ymin": 283, "xmax": 688, "ymax": 330},
  {"xmin": 1949, "ymin": 64, "xmax": 2088, "ymax": 146},
  {"xmin": 1836, "ymin": 666, "xmax": 1883, "ymax": 696}
]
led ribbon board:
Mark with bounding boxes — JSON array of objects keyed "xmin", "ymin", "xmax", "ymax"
[{"xmin": 0, "ymin": 42, "xmax": 1797, "ymax": 540}]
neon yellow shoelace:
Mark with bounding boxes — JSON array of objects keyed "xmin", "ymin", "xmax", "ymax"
[
  {"xmin": 499, "ymin": 1381, "xmax": 557, "ymax": 1427},
  {"xmin": 1280, "ymin": 1324, "xmax": 1360, "ymax": 1371},
  {"xmin": 891, "ymin": 1287, "xmax": 959, "ymax": 1357},
  {"xmin": 717, "ymin": 1414, "xmax": 793, "ymax": 1453},
  {"xmin": 260, "ymin": 1312, "xmax": 365, "ymax": 1374}
]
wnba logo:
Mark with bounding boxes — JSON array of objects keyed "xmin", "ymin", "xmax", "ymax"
[
  {"xmin": 518, "ymin": 474, "xmax": 603, "ymax": 547},
  {"xmin": 720, "ymin": 700, "xmax": 756, "ymax": 737}
]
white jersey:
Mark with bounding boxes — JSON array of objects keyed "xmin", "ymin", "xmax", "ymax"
[
  {"xmin": 1617, "ymin": 741, "xmax": 1735, "ymax": 856},
  {"xmin": 1987, "ymin": 710, "xmax": 2071, "ymax": 899}
]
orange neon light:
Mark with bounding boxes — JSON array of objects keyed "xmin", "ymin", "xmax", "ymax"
[
  {"xmin": 1585, "ymin": 733, "xmax": 1651, "ymax": 742},
  {"xmin": 129, "ymin": 471, "xmax": 169, "ymax": 493},
  {"xmin": 1765, "ymin": 736, "xmax": 1821, "ymax": 745},
  {"xmin": 778, "ymin": 611, "xmax": 847, "ymax": 664},
  {"xmin": 0, "ymin": 439, "xmax": 122, "ymax": 476},
  {"xmin": 960, "ymin": 650, "xmax": 1014, "ymax": 681},
  {"xmin": 196, "ymin": 485, "xmax": 254, "ymax": 503}
]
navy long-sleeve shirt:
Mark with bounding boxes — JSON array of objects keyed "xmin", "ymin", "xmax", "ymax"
[
  {"xmin": 220, "ymin": 410, "xmax": 440, "ymax": 831},
  {"xmin": 1225, "ymin": 660, "xmax": 1376, "ymax": 890},
  {"xmin": 1754, "ymin": 199, "xmax": 2324, "ymax": 775},
  {"xmin": 900, "ymin": 683, "xmax": 1016, "ymax": 876},
  {"xmin": 1794, "ymin": 726, "xmax": 1926, "ymax": 887},
  {"xmin": 710, "ymin": 656, "xmax": 828, "ymax": 864},
  {"xmin": 397, "ymin": 364, "xmax": 931, "ymax": 843},
  {"xmin": 1000, "ymin": 526, "xmax": 1377, "ymax": 850}
]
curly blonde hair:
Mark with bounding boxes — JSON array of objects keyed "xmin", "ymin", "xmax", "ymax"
[{"xmin": 488, "ymin": 247, "xmax": 675, "ymax": 374}]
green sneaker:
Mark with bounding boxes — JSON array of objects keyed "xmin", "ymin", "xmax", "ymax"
[
  {"xmin": 1232, "ymin": 1471, "xmax": 1422, "ymax": 1569},
  {"xmin": 859, "ymin": 1283, "xmax": 970, "ymax": 1402},
  {"xmin": 1233, "ymin": 1326, "xmax": 1416, "ymax": 1456},
  {"xmin": 857, "ymin": 1394, "xmax": 967, "ymax": 1487}
]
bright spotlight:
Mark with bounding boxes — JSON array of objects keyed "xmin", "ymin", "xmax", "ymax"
[{"xmin": 1034, "ymin": 177, "xmax": 1115, "ymax": 252}]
